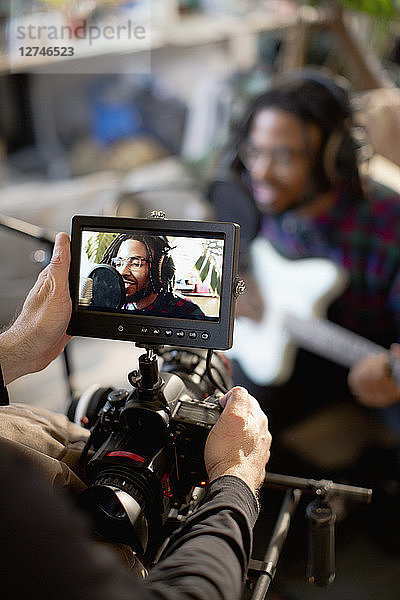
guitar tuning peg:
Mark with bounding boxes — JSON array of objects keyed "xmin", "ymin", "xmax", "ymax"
[{"xmin": 234, "ymin": 277, "xmax": 246, "ymax": 298}]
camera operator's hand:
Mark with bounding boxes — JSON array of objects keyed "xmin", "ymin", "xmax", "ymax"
[
  {"xmin": 0, "ymin": 232, "xmax": 72, "ymax": 385},
  {"xmin": 204, "ymin": 386, "xmax": 271, "ymax": 497}
]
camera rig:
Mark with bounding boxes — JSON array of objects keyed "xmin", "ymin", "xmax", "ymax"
[
  {"xmin": 64, "ymin": 212, "xmax": 373, "ymax": 597},
  {"xmin": 0, "ymin": 211, "xmax": 374, "ymax": 597},
  {"xmin": 74, "ymin": 342, "xmax": 231, "ymax": 556},
  {"xmin": 70, "ymin": 342, "xmax": 372, "ymax": 599}
]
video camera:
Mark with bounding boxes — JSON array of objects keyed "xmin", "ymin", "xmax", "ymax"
[{"xmin": 67, "ymin": 213, "xmax": 241, "ymax": 555}]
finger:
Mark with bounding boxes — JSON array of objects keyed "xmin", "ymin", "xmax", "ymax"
[
  {"xmin": 385, "ymin": 350, "xmax": 400, "ymax": 381},
  {"xmin": 390, "ymin": 343, "xmax": 400, "ymax": 358},
  {"xmin": 218, "ymin": 386, "xmax": 248, "ymax": 411},
  {"xmin": 376, "ymin": 352, "xmax": 390, "ymax": 367},
  {"xmin": 49, "ymin": 232, "xmax": 70, "ymax": 273}
]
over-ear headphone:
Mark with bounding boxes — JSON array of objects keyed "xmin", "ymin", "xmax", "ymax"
[
  {"xmin": 279, "ymin": 67, "xmax": 364, "ymax": 187},
  {"xmin": 134, "ymin": 234, "xmax": 175, "ymax": 294}
]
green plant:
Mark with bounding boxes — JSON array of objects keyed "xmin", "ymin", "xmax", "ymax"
[
  {"xmin": 308, "ymin": 0, "xmax": 398, "ymax": 18},
  {"xmin": 194, "ymin": 240, "xmax": 223, "ymax": 295},
  {"xmin": 85, "ymin": 232, "xmax": 117, "ymax": 263}
]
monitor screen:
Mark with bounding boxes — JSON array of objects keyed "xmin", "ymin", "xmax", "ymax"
[
  {"xmin": 78, "ymin": 229, "xmax": 224, "ymax": 321},
  {"xmin": 68, "ymin": 215, "xmax": 239, "ymax": 350}
]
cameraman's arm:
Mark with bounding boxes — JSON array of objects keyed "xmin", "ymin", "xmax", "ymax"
[
  {"xmin": 0, "ymin": 387, "xmax": 270, "ymax": 600},
  {"xmin": 144, "ymin": 387, "xmax": 271, "ymax": 600},
  {"xmin": 0, "ymin": 232, "xmax": 72, "ymax": 385}
]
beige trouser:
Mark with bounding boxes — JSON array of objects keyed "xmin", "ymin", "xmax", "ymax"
[{"xmin": 0, "ymin": 402, "xmax": 146, "ymax": 576}]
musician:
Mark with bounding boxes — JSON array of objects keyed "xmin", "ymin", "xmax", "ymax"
[
  {"xmin": 208, "ymin": 69, "xmax": 400, "ymax": 481},
  {"xmin": 101, "ymin": 233, "xmax": 205, "ymax": 318}
]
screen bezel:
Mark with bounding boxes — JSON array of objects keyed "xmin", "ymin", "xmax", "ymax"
[{"xmin": 68, "ymin": 215, "xmax": 240, "ymax": 350}]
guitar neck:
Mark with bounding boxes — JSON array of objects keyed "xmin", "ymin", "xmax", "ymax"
[{"xmin": 285, "ymin": 314, "xmax": 400, "ymax": 384}]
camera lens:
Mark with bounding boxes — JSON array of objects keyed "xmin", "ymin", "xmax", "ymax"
[
  {"xmin": 81, "ymin": 464, "xmax": 164, "ymax": 555},
  {"xmin": 96, "ymin": 486, "xmax": 127, "ymax": 519},
  {"xmin": 82, "ymin": 481, "xmax": 149, "ymax": 554}
]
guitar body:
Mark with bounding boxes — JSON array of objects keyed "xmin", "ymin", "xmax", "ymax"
[{"xmin": 226, "ymin": 237, "xmax": 349, "ymax": 386}]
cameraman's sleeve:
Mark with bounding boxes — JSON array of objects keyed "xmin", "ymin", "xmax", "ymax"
[
  {"xmin": 143, "ymin": 475, "xmax": 259, "ymax": 600},
  {"xmin": 0, "ymin": 439, "xmax": 258, "ymax": 600}
]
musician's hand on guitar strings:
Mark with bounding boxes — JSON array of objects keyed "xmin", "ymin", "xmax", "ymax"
[{"xmin": 348, "ymin": 348, "xmax": 400, "ymax": 408}]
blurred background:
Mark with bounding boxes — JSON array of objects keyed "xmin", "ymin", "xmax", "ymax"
[{"xmin": 1, "ymin": 1, "xmax": 400, "ymax": 598}]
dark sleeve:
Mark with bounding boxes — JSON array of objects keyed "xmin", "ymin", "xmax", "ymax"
[
  {"xmin": 0, "ymin": 440, "xmax": 258, "ymax": 600},
  {"xmin": 144, "ymin": 476, "xmax": 259, "ymax": 600}
]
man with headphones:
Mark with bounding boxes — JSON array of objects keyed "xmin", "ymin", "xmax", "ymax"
[
  {"xmin": 209, "ymin": 69, "xmax": 400, "ymax": 505},
  {"xmin": 101, "ymin": 233, "xmax": 205, "ymax": 318}
]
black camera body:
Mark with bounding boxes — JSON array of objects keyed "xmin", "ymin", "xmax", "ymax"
[{"xmin": 79, "ymin": 348, "xmax": 227, "ymax": 555}]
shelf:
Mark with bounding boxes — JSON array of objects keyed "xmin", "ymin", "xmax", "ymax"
[
  {"xmin": 165, "ymin": 11, "xmax": 297, "ymax": 48},
  {"xmin": 0, "ymin": 7, "xmax": 298, "ymax": 74}
]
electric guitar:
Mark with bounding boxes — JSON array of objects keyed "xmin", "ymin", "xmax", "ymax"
[{"xmin": 227, "ymin": 236, "xmax": 400, "ymax": 386}]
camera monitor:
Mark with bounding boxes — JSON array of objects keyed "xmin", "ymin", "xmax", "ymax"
[{"xmin": 68, "ymin": 215, "xmax": 240, "ymax": 350}]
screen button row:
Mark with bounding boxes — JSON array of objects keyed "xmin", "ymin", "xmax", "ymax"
[{"xmin": 140, "ymin": 326, "xmax": 210, "ymax": 341}]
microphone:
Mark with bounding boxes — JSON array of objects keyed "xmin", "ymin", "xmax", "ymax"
[
  {"xmin": 306, "ymin": 498, "xmax": 336, "ymax": 586},
  {"xmin": 79, "ymin": 265, "xmax": 126, "ymax": 309}
]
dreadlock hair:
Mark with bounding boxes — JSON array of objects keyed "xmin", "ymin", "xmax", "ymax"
[{"xmin": 101, "ymin": 232, "xmax": 175, "ymax": 294}]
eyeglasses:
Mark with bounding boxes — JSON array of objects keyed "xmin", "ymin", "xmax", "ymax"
[
  {"xmin": 111, "ymin": 256, "xmax": 149, "ymax": 270},
  {"xmin": 238, "ymin": 143, "xmax": 307, "ymax": 172}
]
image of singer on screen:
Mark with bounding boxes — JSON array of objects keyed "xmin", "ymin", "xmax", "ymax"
[{"xmin": 99, "ymin": 232, "xmax": 206, "ymax": 318}]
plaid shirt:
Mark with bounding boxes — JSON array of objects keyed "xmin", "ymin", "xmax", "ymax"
[
  {"xmin": 123, "ymin": 292, "xmax": 205, "ymax": 319},
  {"xmin": 260, "ymin": 182, "xmax": 400, "ymax": 347}
]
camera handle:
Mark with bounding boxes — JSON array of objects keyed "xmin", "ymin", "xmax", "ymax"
[{"xmin": 248, "ymin": 474, "xmax": 372, "ymax": 599}]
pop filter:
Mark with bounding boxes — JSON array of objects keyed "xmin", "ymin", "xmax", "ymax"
[{"xmin": 80, "ymin": 265, "xmax": 126, "ymax": 309}]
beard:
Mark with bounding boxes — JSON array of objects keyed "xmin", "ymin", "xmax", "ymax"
[{"xmin": 126, "ymin": 280, "xmax": 155, "ymax": 304}]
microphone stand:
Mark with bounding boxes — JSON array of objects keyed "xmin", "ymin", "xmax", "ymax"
[
  {"xmin": 248, "ymin": 473, "xmax": 372, "ymax": 600},
  {"xmin": 0, "ymin": 213, "xmax": 74, "ymax": 402}
]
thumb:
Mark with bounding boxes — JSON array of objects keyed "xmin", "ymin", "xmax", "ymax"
[
  {"xmin": 218, "ymin": 386, "xmax": 248, "ymax": 412},
  {"xmin": 49, "ymin": 232, "xmax": 70, "ymax": 276}
]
